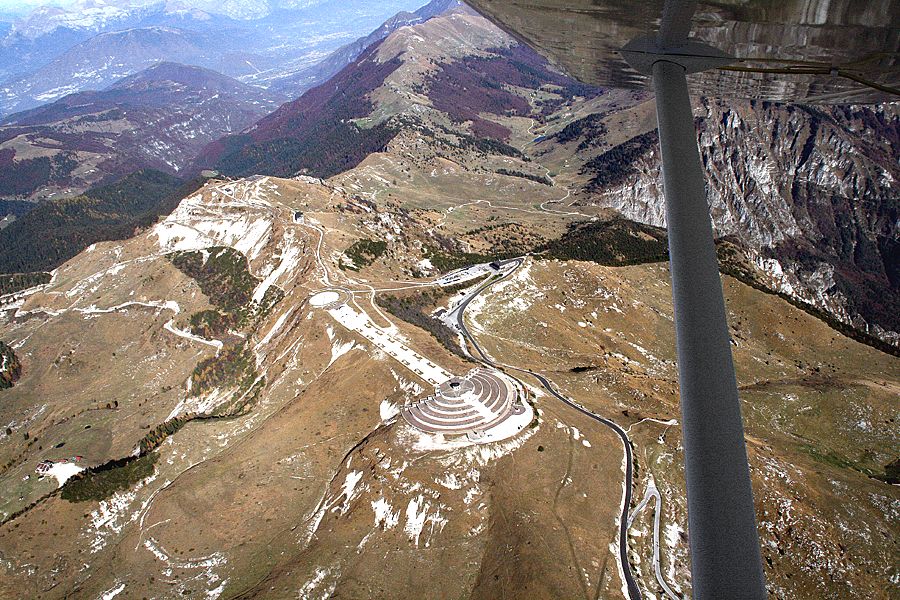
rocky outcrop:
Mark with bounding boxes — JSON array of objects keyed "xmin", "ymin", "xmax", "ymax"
[
  {"xmin": 590, "ymin": 100, "xmax": 899, "ymax": 346},
  {"xmin": 0, "ymin": 340, "xmax": 21, "ymax": 389}
]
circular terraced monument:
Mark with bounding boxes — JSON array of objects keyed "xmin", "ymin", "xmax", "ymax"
[{"xmin": 402, "ymin": 368, "xmax": 530, "ymax": 441}]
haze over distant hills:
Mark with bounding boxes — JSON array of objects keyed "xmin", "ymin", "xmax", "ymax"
[
  {"xmin": 0, "ymin": 1, "xmax": 372, "ymax": 23},
  {"xmin": 0, "ymin": 0, "xmax": 425, "ymax": 115}
]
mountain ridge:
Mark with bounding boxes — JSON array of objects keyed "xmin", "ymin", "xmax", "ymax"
[
  {"xmin": 268, "ymin": 0, "xmax": 460, "ymax": 98},
  {"xmin": 0, "ymin": 61, "xmax": 278, "ymax": 199}
]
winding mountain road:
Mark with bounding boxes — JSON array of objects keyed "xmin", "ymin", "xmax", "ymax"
[
  {"xmin": 628, "ymin": 483, "xmax": 680, "ymax": 600},
  {"xmin": 452, "ymin": 257, "xmax": 642, "ymax": 600}
]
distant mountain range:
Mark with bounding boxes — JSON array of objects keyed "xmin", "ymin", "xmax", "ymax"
[
  {"xmin": 1, "ymin": 26, "xmax": 238, "ymax": 115},
  {"xmin": 0, "ymin": 62, "xmax": 278, "ymax": 199},
  {"xmin": 2, "ymin": 1, "xmax": 353, "ymax": 28},
  {"xmin": 0, "ymin": 3, "xmax": 235, "ymax": 89},
  {"xmin": 0, "ymin": 0, "xmax": 425, "ymax": 116}
]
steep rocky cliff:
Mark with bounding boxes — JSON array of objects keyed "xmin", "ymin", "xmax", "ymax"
[{"xmin": 581, "ymin": 100, "xmax": 899, "ymax": 345}]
